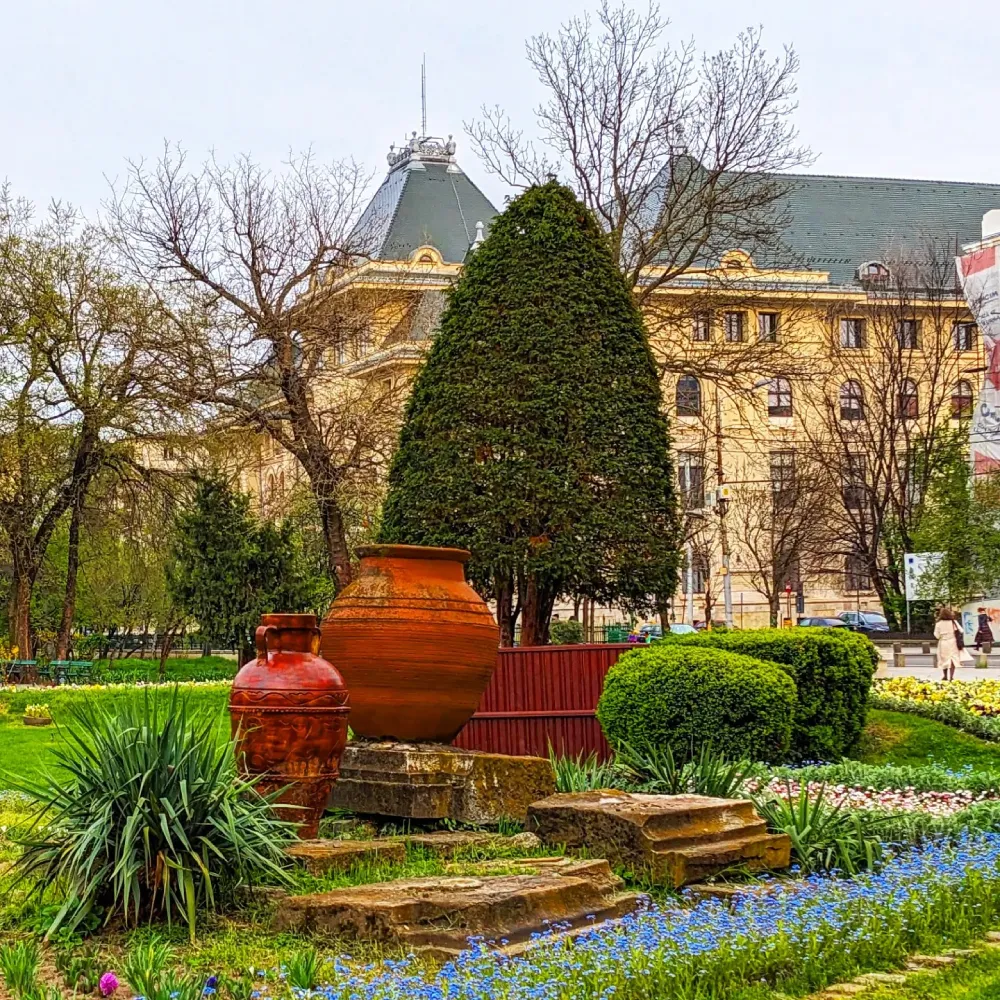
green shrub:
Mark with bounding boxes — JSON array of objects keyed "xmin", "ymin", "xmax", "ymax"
[
  {"xmin": 658, "ymin": 628, "xmax": 877, "ymax": 761},
  {"xmin": 549, "ymin": 620, "xmax": 585, "ymax": 645},
  {"xmin": 12, "ymin": 688, "xmax": 294, "ymax": 942},
  {"xmin": 596, "ymin": 644, "xmax": 796, "ymax": 763}
]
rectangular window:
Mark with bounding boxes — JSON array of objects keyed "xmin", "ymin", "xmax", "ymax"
[
  {"xmin": 334, "ymin": 339, "xmax": 346, "ymax": 365},
  {"xmin": 770, "ymin": 450, "xmax": 796, "ymax": 505},
  {"xmin": 845, "ymin": 552, "xmax": 871, "ymax": 593},
  {"xmin": 897, "ymin": 319, "xmax": 920, "ymax": 350},
  {"xmin": 724, "ymin": 311, "xmax": 745, "ymax": 343},
  {"xmin": 677, "ymin": 452, "xmax": 706, "ymax": 509},
  {"xmin": 758, "ymin": 312, "xmax": 779, "ymax": 343},
  {"xmin": 768, "ymin": 378, "xmax": 793, "ymax": 417},
  {"xmin": 954, "ymin": 322, "xmax": 977, "ymax": 352},
  {"xmin": 691, "ymin": 313, "xmax": 711, "ymax": 342},
  {"xmin": 840, "ymin": 318, "xmax": 865, "ymax": 349},
  {"xmin": 843, "ymin": 454, "xmax": 866, "ymax": 510}
]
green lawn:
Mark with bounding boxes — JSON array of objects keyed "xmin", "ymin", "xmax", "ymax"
[
  {"xmin": 0, "ymin": 685, "xmax": 231, "ymax": 790},
  {"xmin": 859, "ymin": 709, "xmax": 1000, "ymax": 771},
  {"xmin": 93, "ymin": 655, "xmax": 237, "ymax": 682}
]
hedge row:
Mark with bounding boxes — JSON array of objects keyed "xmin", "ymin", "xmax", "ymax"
[
  {"xmin": 596, "ymin": 644, "xmax": 797, "ymax": 762},
  {"xmin": 655, "ymin": 629, "xmax": 878, "ymax": 761}
]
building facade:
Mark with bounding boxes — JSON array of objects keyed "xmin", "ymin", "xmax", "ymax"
[{"xmin": 247, "ymin": 129, "xmax": 1000, "ymax": 629}]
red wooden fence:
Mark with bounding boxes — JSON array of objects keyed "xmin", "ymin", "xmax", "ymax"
[{"xmin": 452, "ymin": 643, "xmax": 633, "ymax": 760}]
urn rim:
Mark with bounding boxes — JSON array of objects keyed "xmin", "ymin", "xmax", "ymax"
[{"xmin": 356, "ymin": 543, "xmax": 471, "ymax": 564}]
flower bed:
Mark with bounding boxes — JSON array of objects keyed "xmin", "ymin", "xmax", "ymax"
[
  {"xmin": 752, "ymin": 776, "xmax": 998, "ymax": 816},
  {"xmin": 282, "ymin": 836, "xmax": 1000, "ymax": 999},
  {"xmin": 877, "ymin": 677, "xmax": 1000, "ymax": 717}
]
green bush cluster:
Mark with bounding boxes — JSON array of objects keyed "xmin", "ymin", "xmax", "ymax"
[
  {"xmin": 658, "ymin": 629, "xmax": 877, "ymax": 761},
  {"xmin": 596, "ymin": 644, "xmax": 796, "ymax": 763},
  {"xmin": 549, "ymin": 620, "xmax": 585, "ymax": 645}
]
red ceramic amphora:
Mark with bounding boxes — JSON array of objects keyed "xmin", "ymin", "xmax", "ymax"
[
  {"xmin": 230, "ymin": 613, "xmax": 350, "ymax": 838},
  {"xmin": 320, "ymin": 544, "xmax": 498, "ymax": 743}
]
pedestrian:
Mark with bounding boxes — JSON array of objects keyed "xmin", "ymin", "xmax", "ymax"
[
  {"xmin": 934, "ymin": 607, "xmax": 963, "ymax": 681},
  {"xmin": 976, "ymin": 607, "xmax": 993, "ymax": 650}
]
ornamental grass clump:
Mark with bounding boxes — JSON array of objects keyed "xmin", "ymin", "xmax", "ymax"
[{"xmin": 11, "ymin": 688, "xmax": 294, "ymax": 941}]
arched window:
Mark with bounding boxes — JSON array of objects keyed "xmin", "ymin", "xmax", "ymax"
[
  {"xmin": 266, "ymin": 473, "xmax": 276, "ymax": 499},
  {"xmin": 839, "ymin": 380, "xmax": 864, "ymax": 421},
  {"xmin": 898, "ymin": 378, "xmax": 919, "ymax": 419},
  {"xmin": 676, "ymin": 376, "xmax": 702, "ymax": 417},
  {"xmin": 952, "ymin": 379, "xmax": 974, "ymax": 419},
  {"xmin": 768, "ymin": 377, "xmax": 793, "ymax": 417}
]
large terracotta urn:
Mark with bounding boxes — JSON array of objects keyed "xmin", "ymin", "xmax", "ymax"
[
  {"xmin": 320, "ymin": 544, "xmax": 497, "ymax": 743},
  {"xmin": 230, "ymin": 613, "xmax": 350, "ymax": 838}
]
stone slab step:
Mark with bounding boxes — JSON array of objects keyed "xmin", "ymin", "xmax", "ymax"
[
  {"xmin": 274, "ymin": 860, "xmax": 639, "ymax": 955},
  {"xmin": 528, "ymin": 790, "xmax": 791, "ymax": 887},
  {"xmin": 286, "ymin": 830, "xmax": 544, "ymax": 875},
  {"xmin": 286, "ymin": 839, "xmax": 406, "ymax": 875}
]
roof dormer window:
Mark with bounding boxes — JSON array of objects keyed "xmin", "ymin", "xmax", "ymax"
[{"xmin": 857, "ymin": 261, "xmax": 891, "ymax": 285}]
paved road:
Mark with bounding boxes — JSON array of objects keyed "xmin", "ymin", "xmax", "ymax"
[{"xmin": 873, "ymin": 644, "xmax": 1000, "ymax": 680}]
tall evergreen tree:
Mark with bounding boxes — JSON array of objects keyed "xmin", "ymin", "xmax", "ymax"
[
  {"xmin": 169, "ymin": 475, "xmax": 331, "ymax": 659},
  {"xmin": 379, "ymin": 180, "xmax": 680, "ymax": 645}
]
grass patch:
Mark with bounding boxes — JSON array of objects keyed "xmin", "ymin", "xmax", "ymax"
[
  {"xmin": 858, "ymin": 710, "xmax": 1000, "ymax": 771},
  {"xmin": 0, "ymin": 687, "xmax": 231, "ymax": 790},
  {"xmin": 93, "ymin": 656, "xmax": 237, "ymax": 683}
]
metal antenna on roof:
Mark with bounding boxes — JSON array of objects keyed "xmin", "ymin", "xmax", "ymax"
[{"xmin": 421, "ymin": 55, "xmax": 427, "ymax": 138}]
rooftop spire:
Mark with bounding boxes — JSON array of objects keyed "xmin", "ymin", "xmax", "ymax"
[{"xmin": 421, "ymin": 54, "xmax": 428, "ymax": 138}]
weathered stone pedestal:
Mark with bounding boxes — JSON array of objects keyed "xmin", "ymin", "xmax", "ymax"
[
  {"xmin": 275, "ymin": 858, "xmax": 638, "ymax": 957},
  {"xmin": 528, "ymin": 790, "xmax": 791, "ymax": 887},
  {"xmin": 327, "ymin": 741, "xmax": 555, "ymax": 823}
]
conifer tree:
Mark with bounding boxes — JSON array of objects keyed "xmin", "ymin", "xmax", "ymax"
[
  {"xmin": 169, "ymin": 475, "xmax": 330, "ymax": 660},
  {"xmin": 379, "ymin": 181, "xmax": 679, "ymax": 645}
]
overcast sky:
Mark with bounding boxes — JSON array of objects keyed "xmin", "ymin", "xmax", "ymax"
[{"xmin": 2, "ymin": 0, "xmax": 998, "ymax": 216}]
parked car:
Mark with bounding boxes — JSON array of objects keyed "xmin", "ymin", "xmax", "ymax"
[
  {"xmin": 837, "ymin": 610, "xmax": 890, "ymax": 633},
  {"xmin": 668, "ymin": 623, "xmax": 697, "ymax": 635},
  {"xmin": 798, "ymin": 616, "xmax": 849, "ymax": 629}
]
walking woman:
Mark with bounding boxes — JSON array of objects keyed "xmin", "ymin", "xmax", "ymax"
[
  {"xmin": 975, "ymin": 607, "xmax": 993, "ymax": 650},
  {"xmin": 934, "ymin": 607, "xmax": 963, "ymax": 681}
]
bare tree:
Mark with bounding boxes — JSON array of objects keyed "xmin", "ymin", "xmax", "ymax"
[
  {"xmin": 469, "ymin": 7, "xmax": 808, "ymax": 280},
  {"xmin": 0, "ymin": 197, "xmax": 164, "ymax": 655},
  {"xmin": 729, "ymin": 452, "xmax": 836, "ymax": 625},
  {"xmin": 802, "ymin": 245, "xmax": 974, "ymax": 625},
  {"xmin": 104, "ymin": 146, "xmax": 405, "ymax": 590}
]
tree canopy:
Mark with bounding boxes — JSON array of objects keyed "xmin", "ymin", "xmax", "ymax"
[
  {"xmin": 169, "ymin": 475, "xmax": 331, "ymax": 656},
  {"xmin": 379, "ymin": 180, "xmax": 680, "ymax": 644}
]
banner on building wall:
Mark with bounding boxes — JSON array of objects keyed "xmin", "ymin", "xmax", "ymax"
[{"xmin": 956, "ymin": 246, "xmax": 1000, "ymax": 474}]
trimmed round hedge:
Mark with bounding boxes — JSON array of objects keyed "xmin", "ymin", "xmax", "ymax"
[
  {"xmin": 654, "ymin": 629, "xmax": 877, "ymax": 762},
  {"xmin": 596, "ymin": 644, "xmax": 797, "ymax": 763}
]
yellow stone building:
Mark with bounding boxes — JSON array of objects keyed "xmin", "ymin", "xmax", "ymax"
[{"xmin": 248, "ymin": 129, "xmax": 1000, "ymax": 629}]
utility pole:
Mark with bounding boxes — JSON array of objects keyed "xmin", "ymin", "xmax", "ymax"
[{"xmin": 714, "ymin": 386, "xmax": 734, "ymax": 627}]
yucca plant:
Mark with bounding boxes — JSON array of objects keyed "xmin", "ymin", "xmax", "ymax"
[
  {"xmin": 753, "ymin": 781, "xmax": 884, "ymax": 874},
  {"xmin": 12, "ymin": 688, "xmax": 295, "ymax": 942},
  {"xmin": 615, "ymin": 742, "xmax": 759, "ymax": 798},
  {"xmin": 548, "ymin": 745, "xmax": 625, "ymax": 792}
]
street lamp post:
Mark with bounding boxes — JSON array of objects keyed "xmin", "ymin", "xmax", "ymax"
[{"xmin": 714, "ymin": 387, "xmax": 734, "ymax": 628}]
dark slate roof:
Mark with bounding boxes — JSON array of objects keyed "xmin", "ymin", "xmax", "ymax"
[
  {"xmin": 773, "ymin": 172, "xmax": 1000, "ymax": 284},
  {"xmin": 354, "ymin": 158, "xmax": 499, "ymax": 264}
]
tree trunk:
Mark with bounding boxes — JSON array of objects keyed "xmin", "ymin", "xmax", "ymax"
[
  {"xmin": 655, "ymin": 594, "xmax": 671, "ymax": 632},
  {"xmin": 317, "ymin": 494, "xmax": 353, "ymax": 590},
  {"xmin": 520, "ymin": 576, "xmax": 557, "ymax": 647},
  {"xmin": 56, "ymin": 494, "xmax": 85, "ymax": 660},
  {"xmin": 495, "ymin": 576, "xmax": 516, "ymax": 647},
  {"xmin": 8, "ymin": 536, "xmax": 37, "ymax": 658},
  {"xmin": 158, "ymin": 631, "xmax": 174, "ymax": 681},
  {"xmin": 769, "ymin": 594, "xmax": 780, "ymax": 628}
]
